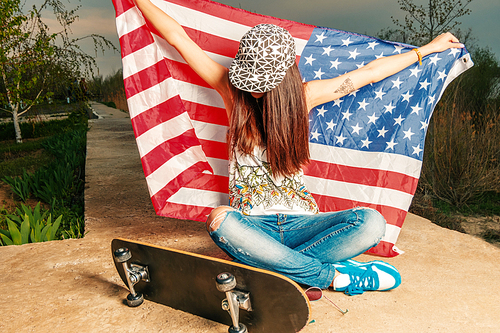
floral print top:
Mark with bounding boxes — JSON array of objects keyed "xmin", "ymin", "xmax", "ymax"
[{"xmin": 229, "ymin": 147, "xmax": 319, "ymax": 215}]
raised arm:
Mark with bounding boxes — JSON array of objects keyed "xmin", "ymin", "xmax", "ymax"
[
  {"xmin": 134, "ymin": 0, "xmax": 233, "ymax": 114},
  {"xmin": 304, "ymin": 32, "xmax": 464, "ymax": 110}
]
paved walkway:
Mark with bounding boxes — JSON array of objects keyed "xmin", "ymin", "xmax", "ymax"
[{"xmin": 1, "ymin": 102, "xmax": 499, "ymax": 332}]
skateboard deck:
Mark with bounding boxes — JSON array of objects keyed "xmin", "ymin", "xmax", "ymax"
[{"xmin": 111, "ymin": 238, "xmax": 311, "ymax": 333}]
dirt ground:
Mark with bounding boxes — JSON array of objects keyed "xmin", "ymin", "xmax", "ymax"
[{"xmin": 1, "ymin": 102, "xmax": 500, "ymax": 332}]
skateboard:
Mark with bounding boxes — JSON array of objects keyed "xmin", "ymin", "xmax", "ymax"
[{"xmin": 111, "ymin": 238, "xmax": 311, "ymax": 333}]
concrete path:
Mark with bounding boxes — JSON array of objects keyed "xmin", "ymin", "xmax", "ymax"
[{"xmin": 1, "ymin": 102, "xmax": 499, "ymax": 332}]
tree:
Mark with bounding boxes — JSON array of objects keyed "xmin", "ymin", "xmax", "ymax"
[
  {"xmin": 379, "ymin": 0, "xmax": 472, "ymax": 45},
  {"xmin": 0, "ymin": 0, "xmax": 116, "ymax": 143},
  {"xmin": 379, "ymin": 0, "xmax": 500, "ymax": 208}
]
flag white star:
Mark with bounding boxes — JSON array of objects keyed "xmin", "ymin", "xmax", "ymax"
[
  {"xmin": 420, "ymin": 119, "xmax": 429, "ymax": 131},
  {"xmin": 412, "ymin": 144, "xmax": 423, "ymax": 156},
  {"xmin": 375, "ymin": 52, "xmax": 384, "ymax": 59},
  {"xmin": 355, "ymin": 62, "xmax": 365, "ymax": 69},
  {"xmin": 377, "ymin": 126, "xmax": 388, "ymax": 138},
  {"xmin": 330, "ymin": 58, "xmax": 341, "ymax": 69},
  {"xmin": 351, "ymin": 123, "xmax": 363, "ymax": 134},
  {"xmin": 409, "ymin": 66, "xmax": 422, "ymax": 78},
  {"xmin": 361, "ymin": 137, "xmax": 372, "ymax": 148},
  {"xmin": 437, "ymin": 70, "xmax": 447, "ymax": 81},
  {"xmin": 375, "ymin": 88, "xmax": 386, "ymax": 100},
  {"xmin": 336, "ymin": 133, "xmax": 347, "ymax": 145},
  {"xmin": 322, "ymin": 45, "xmax": 335, "ymax": 56},
  {"xmin": 394, "ymin": 115, "xmax": 405, "ymax": 126},
  {"xmin": 358, "ymin": 99, "xmax": 369, "ymax": 110},
  {"xmin": 304, "ymin": 54, "xmax": 316, "ymax": 65},
  {"xmin": 428, "ymin": 95, "xmax": 436, "ymax": 105},
  {"xmin": 315, "ymin": 32, "xmax": 327, "ymax": 43},
  {"xmin": 449, "ymin": 48, "xmax": 461, "ymax": 57},
  {"xmin": 386, "ymin": 138, "xmax": 398, "ymax": 150},
  {"xmin": 316, "ymin": 106, "xmax": 327, "ymax": 116},
  {"xmin": 401, "ymin": 91, "xmax": 413, "ymax": 103},
  {"xmin": 384, "ymin": 102, "xmax": 396, "ymax": 113},
  {"xmin": 333, "ymin": 99, "xmax": 343, "ymax": 108},
  {"xmin": 419, "ymin": 79, "xmax": 431, "ymax": 90},
  {"xmin": 342, "ymin": 110, "xmax": 353, "ymax": 120},
  {"xmin": 429, "ymin": 54, "xmax": 441, "ymax": 65},
  {"xmin": 314, "ymin": 68, "xmax": 325, "ymax": 79},
  {"xmin": 349, "ymin": 89, "xmax": 359, "ymax": 97},
  {"xmin": 367, "ymin": 41, "xmax": 379, "ymax": 50},
  {"xmin": 367, "ymin": 112, "xmax": 379, "ymax": 124},
  {"xmin": 311, "ymin": 129, "xmax": 321, "ymax": 140},
  {"xmin": 393, "ymin": 45, "xmax": 404, "ymax": 54},
  {"xmin": 392, "ymin": 77, "xmax": 403, "ymax": 89},
  {"xmin": 411, "ymin": 104, "xmax": 423, "ymax": 115},
  {"xmin": 326, "ymin": 119, "xmax": 336, "ymax": 130},
  {"xmin": 403, "ymin": 127, "xmax": 415, "ymax": 140},
  {"xmin": 348, "ymin": 48, "xmax": 361, "ymax": 60},
  {"xmin": 342, "ymin": 37, "xmax": 353, "ymax": 47}
]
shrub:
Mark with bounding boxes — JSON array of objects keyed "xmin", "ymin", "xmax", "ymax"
[
  {"xmin": 0, "ymin": 203, "xmax": 62, "ymax": 246},
  {"xmin": 419, "ymin": 81, "xmax": 500, "ymax": 208}
]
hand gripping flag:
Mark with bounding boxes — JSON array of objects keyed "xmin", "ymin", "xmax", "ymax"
[{"xmin": 112, "ymin": 0, "xmax": 473, "ymax": 256}]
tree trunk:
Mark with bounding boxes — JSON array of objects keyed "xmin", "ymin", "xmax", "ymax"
[{"xmin": 12, "ymin": 104, "xmax": 23, "ymax": 144}]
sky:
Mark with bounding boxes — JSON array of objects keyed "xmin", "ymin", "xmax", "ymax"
[{"xmin": 23, "ymin": 0, "xmax": 500, "ymax": 78}]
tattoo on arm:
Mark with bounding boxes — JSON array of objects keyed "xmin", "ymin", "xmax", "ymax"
[{"xmin": 334, "ymin": 77, "xmax": 355, "ymax": 95}]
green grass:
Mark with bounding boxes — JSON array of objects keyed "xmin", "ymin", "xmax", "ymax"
[
  {"xmin": 0, "ymin": 139, "xmax": 55, "ymax": 179},
  {"xmin": 432, "ymin": 191, "xmax": 500, "ymax": 217}
]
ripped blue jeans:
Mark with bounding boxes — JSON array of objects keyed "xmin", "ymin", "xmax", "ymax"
[{"xmin": 208, "ymin": 207, "xmax": 386, "ymax": 289}]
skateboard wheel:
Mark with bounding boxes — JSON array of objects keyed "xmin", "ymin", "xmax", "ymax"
[
  {"xmin": 114, "ymin": 248, "xmax": 132, "ymax": 263},
  {"xmin": 216, "ymin": 272, "xmax": 236, "ymax": 292},
  {"xmin": 126, "ymin": 292, "xmax": 144, "ymax": 307},
  {"xmin": 228, "ymin": 323, "xmax": 247, "ymax": 333}
]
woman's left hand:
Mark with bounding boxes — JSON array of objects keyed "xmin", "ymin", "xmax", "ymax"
[{"xmin": 421, "ymin": 32, "xmax": 464, "ymax": 55}]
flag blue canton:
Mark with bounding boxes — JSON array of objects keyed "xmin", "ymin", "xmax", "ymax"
[{"xmin": 298, "ymin": 27, "xmax": 466, "ymax": 161}]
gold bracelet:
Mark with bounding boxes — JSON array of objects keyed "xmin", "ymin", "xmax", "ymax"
[{"xmin": 412, "ymin": 48, "xmax": 423, "ymax": 66}]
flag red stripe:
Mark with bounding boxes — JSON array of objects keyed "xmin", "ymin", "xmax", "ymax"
[
  {"xmin": 366, "ymin": 241, "xmax": 399, "ymax": 257},
  {"xmin": 150, "ymin": 161, "xmax": 212, "ymax": 212},
  {"xmin": 131, "ymin": 100, "xmax": 227, "ymax": 140},
  {"xmin": 141, "ymin": 22, "xmax": 240, "ymax": 60},
  {"xmin": 157, "ymin": 201, "xmax": 213, "ymax": 222},
  {"xmin": 304, "ymin": 160, "xmax": 418, "ymax": 195},
  {"xmin": 131, "ymin": 96, "xmax": 186, "ymax": 138},
  {"xmin": 124, "ymin": 60, "xmax": 172, "ymax": 98},
  {"xmin": 313, "ymin": 194, "xmax": 407, "ymax": 228},
  {"xmin": 163, "ymin": 0, "xmax": 316, "ymax": 40},
  {"xmin": 164, "ymin": 59, "xmax": 212, "ymax": 88},
  {"xmin": 183, "ymin": 173, "xmax": 229, "ymax": 193},
  {"xmin": 141, "ymin": 128, "xmax": 202, "ymax": 177},
  {"xmin": 199, "ymin": 139, "xmax": 229, "ymax": 160},
  {"xmin": 112, "ymin": 0, "xmax": 134, "ymax": 18},
  {"xmin": 119, "ymin": 26, "xmax": 154, "ymax": 58},
  {"xmin": 184, "ymin": 101, "xmax": 228, "ymax": 126},
  {"xmin": 184, "ymin": 27, "xmax": 239, "ymax": 59}
]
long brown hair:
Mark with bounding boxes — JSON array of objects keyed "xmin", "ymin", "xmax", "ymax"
[{"xmin": 228, "ymin": 63, "xmax": 310, "ymax": 177}]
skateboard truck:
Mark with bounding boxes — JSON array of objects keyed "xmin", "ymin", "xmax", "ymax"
[
  {"xmin": 216, "ymin": 272, "xmax": 252, "ymax": 333},
  {"xmin": 114, "ymin": 247, "xmax": 150, "ymax": 307}
]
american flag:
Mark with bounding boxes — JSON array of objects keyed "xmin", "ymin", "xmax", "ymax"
[{"xmin": 112, "ymin": 0, "xmax": 472, "ymax": 257}]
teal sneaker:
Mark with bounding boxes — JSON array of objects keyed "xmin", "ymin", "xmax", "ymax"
[{"xmin": 332, "ymin": 260, "xmax": 401, "ymax": 296}]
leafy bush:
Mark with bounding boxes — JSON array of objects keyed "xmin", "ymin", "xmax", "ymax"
[
  {"xmin": 0, "ymin": 203, "xmax": 62, "ymax": 246},
  {"xmin": 419, "ymin": 86, "xmax": 500, "ymax": 208},
  {"xmin": 0, "ymin": 107, "xmax": 88, "ymax": 244},
  {"xmin": 2, "ymin": 170, "xmax": 31, "ymax": 201}
]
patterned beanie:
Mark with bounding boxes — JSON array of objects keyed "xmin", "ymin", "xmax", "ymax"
[{"xmin": 229, "ymin": 24, "xmax": 296, "ymax": 93}]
